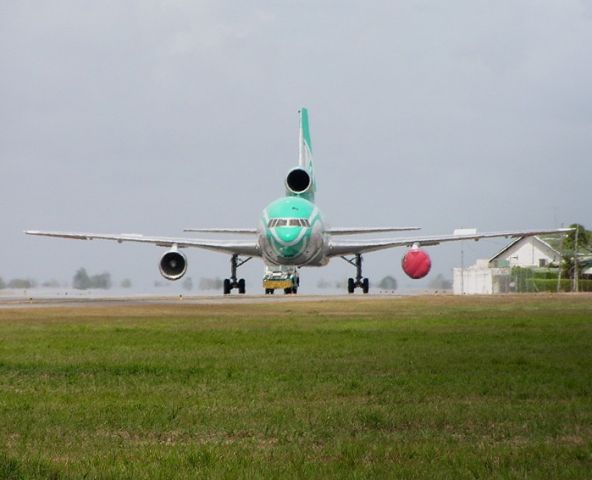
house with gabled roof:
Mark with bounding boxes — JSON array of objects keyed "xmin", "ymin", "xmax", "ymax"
[
  {"xmin": 453, "ymin": 236, "xmax": 563, "ymax": 294},
  {"xmin": 488, "ymin": 236, "xmax": 561, "ymax": 269}
]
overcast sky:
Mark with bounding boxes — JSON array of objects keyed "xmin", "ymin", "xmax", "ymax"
[{"xmin": 1, "ymin": 1, "xmax": 590, "ymax": 293}]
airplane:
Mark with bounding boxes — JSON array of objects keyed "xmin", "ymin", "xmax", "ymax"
[{"xmin": 25, "ymin": 108, "xmax": 571, "ymax": 294}]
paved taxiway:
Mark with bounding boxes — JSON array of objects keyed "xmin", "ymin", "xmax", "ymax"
[{"xmin": 0, "ymin": 293, "xmax": 405, "ymax": 309}]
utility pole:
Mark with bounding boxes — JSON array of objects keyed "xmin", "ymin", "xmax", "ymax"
[
  {"xmin": 454, "ymin": 228, "xmax": 476, "ymax": 295},
  {"xmin": 573, "ymin": 226, "xmax": 579, "ymax": 292},
  {"xmin": 460, "ymin": 241, "xmax": 464, "ymax": 295},
  {"xmin": 557, "ymin": 229, "xmax": 564, "ymax": 293}
]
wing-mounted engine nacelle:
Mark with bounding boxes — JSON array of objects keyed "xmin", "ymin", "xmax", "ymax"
[
  {"xmin": 159, "ymin": 249, "xmax": 187, "ymax": 281},
  {"xmin": 285, "ymin": 167, "xmax": 312, "ymax": 194},
  {"xmin": 402, "ymin": 247, "xmax": 431, "ymax": 279}
]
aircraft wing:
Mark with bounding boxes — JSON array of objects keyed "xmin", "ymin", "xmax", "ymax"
[
  {"xmin": 327, "ymin": 228, "xmax": 573, "ymax": 257},
  {"xmin": 183, "ymin": 228, "xmax": 258, "ymax": 234},
  {"xmin": 327, "ymin": 227, "xmax": 420, "ymax": 235},
  {"xmin": 24, "ymin": 230, "xmax": 261, "ymax": 256}
]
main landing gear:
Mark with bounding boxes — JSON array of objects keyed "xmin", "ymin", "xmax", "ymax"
[
  {"xmin": 223, "ymin": 254, "xmax": 252, "ymax": 294},
  {"xmin": 341, "ymin": 253, "xmax": 369, "ymax": 294}
]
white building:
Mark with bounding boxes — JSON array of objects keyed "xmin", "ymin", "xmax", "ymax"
[
  {"xmin": 453, "ymin": 260, "xmax": 510, "ymax": 295},
  {"xmin": 453, "ymin": 236, "xmax": 561, "ymax": 295},
  {"xmin": 488, "ymin": 236, "xmax": 561, "ymax": 269}
]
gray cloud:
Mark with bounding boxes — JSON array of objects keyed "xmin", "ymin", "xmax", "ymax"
[{"xmin": 1, "ymin": 1, "xmax": 590, "ymax": 291}]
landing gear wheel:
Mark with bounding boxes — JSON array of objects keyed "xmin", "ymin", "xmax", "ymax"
[
  {"xmin": 224, "ymin": 255, "xmax": 252, "ymax": 295},
  {"xmin": 284, "ymin": 287, "xmax": 293, "ymax": 294},
  {"xmin": 343, "ymin": 255, "xmax": 369, "ymax": 294}
]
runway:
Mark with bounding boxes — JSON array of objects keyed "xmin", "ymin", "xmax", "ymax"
[{"xmin": 0, "ymin": 293, "xmax": 404, "ymax": 309}]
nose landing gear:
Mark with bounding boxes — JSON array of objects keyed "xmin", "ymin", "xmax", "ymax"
[
  {"xmin": 342, "ymin": 254, "xmax": 369, "ymax": 294},
  {"xmin": 223, "ymin": 254, "xmax": 251, "ymax": 294}
]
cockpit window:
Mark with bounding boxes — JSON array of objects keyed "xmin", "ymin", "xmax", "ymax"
[{"xmin": 268, "ymin": 218, "xmax": 310, "ymax": 227}]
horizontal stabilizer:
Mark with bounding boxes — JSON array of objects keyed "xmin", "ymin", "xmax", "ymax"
[{"xmin": 328, "ymin": 227, "xmax": 421, "ymax": 235}]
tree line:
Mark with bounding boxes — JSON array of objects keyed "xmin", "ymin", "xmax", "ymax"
[{"xmin": 0, "ymin": 268, "xmax": 133, "ymax": 290}]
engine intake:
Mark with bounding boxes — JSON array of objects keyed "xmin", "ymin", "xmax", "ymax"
[
  {"xmin": 285, "ymin": 167, "xmax": 312, "ymax": 194},
  {"xmin": 159, "ymin": 250, "xmax": 187, "ymax": 280}
]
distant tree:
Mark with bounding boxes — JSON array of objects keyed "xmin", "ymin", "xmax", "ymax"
[
  {"xmin": 42, "ymin": 279, "xmax": 60, "ymax": 288},
  {"xmin": 564, "ymin": 224, "xmax": 591, "ymax": 252},
  {"xmin": 182, "ymin": 277, "xmax": 193, "ymax": 291},
  {"xmin": 72, "ymin": 269, "xmax": 111, "ymax": 289},
  {"xmin": 561, "ymin": 224, "xmax": 591, "ymax": 281},
  {"xmin": 120, "ymin": 278, "xmax": 132, "ymax": 289},
  {"xmin": 90, "ymin": 272, "xmax": 111, "ymax": 289},
  {"xmin": 73, "ymin": 268, "xmax": 91, "ymax": 290},
  {"xmin": 428, "ymin": 274, "xmax": 452, "ymax": 290},
  {"xmin": 317, "ymin": 278, "xmax": 332, "ymax": 289},
  {"xmin": 7, "ymin": 278, "xmax": 37, "ymax": 289},
  {"xmin": 378, "ymin": 276, "xmax": 398, "ymax": 290},
  {"xmin": 0, "ymin": 277, "xmax": 5, "ymax": 289}
]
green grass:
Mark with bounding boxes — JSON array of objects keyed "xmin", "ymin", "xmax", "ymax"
[{"xmin": 0, "ymin": 295, "xmax": 591, "ymax": 479}]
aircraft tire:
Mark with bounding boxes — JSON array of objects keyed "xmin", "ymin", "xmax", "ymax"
[
  {"xmin": 362, "ymin": 278, "xmax": 369, "ymax": 294},
  {"xmin": 238, "ymin": 278, "xmax": 246, "ymax": 294},
  {"xmin": 223, "ymin": 279, "xmax": 231, "ymax": 295},
  {"xmin": 347, "ymin": 278, "xmax": 355, "ymax": 294}
]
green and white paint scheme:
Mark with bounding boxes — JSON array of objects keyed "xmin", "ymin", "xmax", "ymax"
[
  {"xmin": 25, "ymin": 108, "xmax": 573, "ymax": 293},
  {"xmin": 259, "ymin": 109, "xmax": 327, "ymax": 267},
  {"xmin": 296, "ymin": 107, "xmax": 315, "ymax": 201}
]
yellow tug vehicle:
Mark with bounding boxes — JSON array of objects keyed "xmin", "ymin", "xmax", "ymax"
[{"xmin": 263, "ymin": 266, "xmax": 299, "ymax": 295}]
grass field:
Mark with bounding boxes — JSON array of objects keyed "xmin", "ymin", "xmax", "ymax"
[{"xmin": 0, "ymin": 295, "xmax": 591, "ymax": 479}]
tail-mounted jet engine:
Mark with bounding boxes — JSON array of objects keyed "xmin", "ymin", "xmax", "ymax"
[
  {"xmin": 159, "ymin": 249, "xmax": 187, "ymax": 280},
  {"xmin": 402, "ymin": 247, "xmax": 431, "ymax": 279},
  {"xmin": 285, "ymin": 167, "xmax": 312, "ymax": 194}
]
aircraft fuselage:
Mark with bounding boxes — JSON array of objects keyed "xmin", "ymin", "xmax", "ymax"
[{"xmin": 259, "ymin": 196, "xmax": 329, "ymax": 267}]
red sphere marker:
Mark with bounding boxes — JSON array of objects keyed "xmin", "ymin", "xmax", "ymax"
[{"xmin": 401, "ymin": 248, "xmax": 432, "ymax": 279}]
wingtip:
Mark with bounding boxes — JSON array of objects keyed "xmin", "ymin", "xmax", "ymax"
[{"xmin": 543, "ymin": 227, "xmax": 575, "ymax": 234}]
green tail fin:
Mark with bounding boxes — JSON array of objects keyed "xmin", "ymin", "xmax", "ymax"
[
  {"xmin": 299, "ymin": 108, "xmax": 313, "ymax": 171},
  {"xmin": 298, "ymin": 108, "xmax": 315, "ymax": 198}
]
